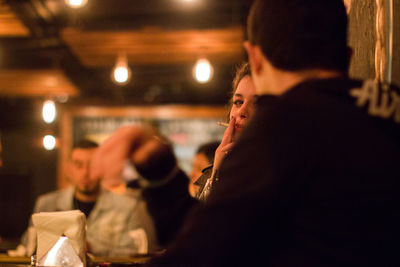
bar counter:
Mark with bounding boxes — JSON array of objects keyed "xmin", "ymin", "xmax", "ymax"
[{"xmin": 0, "ymin": 253, "xmax": 152, "ymax": 266}]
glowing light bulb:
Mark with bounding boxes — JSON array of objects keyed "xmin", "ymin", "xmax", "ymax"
[
  {"xmin": 113, "ymin": 66, "xmax": 129, "ymax": 84},
  {"xmin": 42, "ymin": 100, "xmax": 56, "ymax": 124},
  {"xmin": 111, "ymin": 54, "xmax": 131, "ymax": 85},
  {"xmin": 43, "ymin": 135, "xmax": 56, "ymax": 150},
  {"xmin": 65, "ymin": 0, "xmax": 88, "ymax": 8},
  {"xmin": 193, "ymin": 58, "xmax": 213, "ymax": 83}
]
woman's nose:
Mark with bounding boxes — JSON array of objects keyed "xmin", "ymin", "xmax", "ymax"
[{"xmin": 237, "ymin": 102, "xmax": 250, "ymax": 118}]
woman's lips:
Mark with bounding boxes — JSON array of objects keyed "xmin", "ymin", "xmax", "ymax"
[{"xmin": 235, "ymin": 124, "xmax": 244, "ymax": 131}]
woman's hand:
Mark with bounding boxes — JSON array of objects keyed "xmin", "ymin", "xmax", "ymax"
[{"xmin": 213, "ymin": 117, "xmax": 235, "ymax": 172}]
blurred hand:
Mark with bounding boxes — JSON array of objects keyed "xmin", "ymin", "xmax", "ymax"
[
  {"xmin": 91, "ymin": 126, "xmax": 145, "ymax": 188},
  {"xmin": 90, "ymin": 126, "xmax": 175, "ymax": 186},
  {"xmin": 213, "ymin": 117, "xmax": 235, "ymax": 172}
]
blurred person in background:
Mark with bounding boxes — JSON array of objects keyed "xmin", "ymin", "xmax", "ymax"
[
  {"xmin": 188, "ymin": 141, "xmax": 219, "ymax": 197},
  {"xmin": 18, "ymin": 139, "xmax": 158, "ymax": 257}
]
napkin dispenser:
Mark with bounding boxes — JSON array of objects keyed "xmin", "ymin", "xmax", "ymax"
[
  {"xmin": 36, "ymin": 236, "xmax": 84, "ymax": 267},
  {"xmin": 32, "ymin": 210, "xmax": 87, "ymax": 267}
]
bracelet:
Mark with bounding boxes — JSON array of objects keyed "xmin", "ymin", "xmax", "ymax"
[{"xmin": 137, "ymin": 164, "xmax": 180, "ymax": 188}]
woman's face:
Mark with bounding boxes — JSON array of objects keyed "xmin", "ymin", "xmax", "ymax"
[{"xmin": 230, "ymin": 75, "xmax": 257, "ymax": 136}]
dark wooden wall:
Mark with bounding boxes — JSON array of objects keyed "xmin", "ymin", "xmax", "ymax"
[
  {"xmin": 348, "ymin": 0, "xmax": 376, "ymax": 80},
  {"xmin": 393, "ymin": 0, "xmax": 400, "ymax": 86},
  {"xmin": 0, "ymin": 99, "xmax": 57, "ymax": 238},
  {"xmin": 347, "ymin": 0, "xmax": 399, "ymax": 86}
]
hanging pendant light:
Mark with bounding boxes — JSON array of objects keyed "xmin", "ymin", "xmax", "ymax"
[
  {"xmin": 42, "ymin": 100, "xmax": 56, "ymax": 124},
  {"xmin": 43, "ymin": 135, "xmax": 56, "ymax": 151},
  {"xmin": 65, "ymin": 0, "xmax": 88, "ymax": 8},
  {"xmin": 111, "ymin": 53, "xmax": 131, "ymax": 85},
  {"xmin": 193, "ymin": 58, "xmax": 213, "ymax": 84}
]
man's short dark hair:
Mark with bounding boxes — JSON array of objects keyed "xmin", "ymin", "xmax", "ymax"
[
  {"xmin": 73, "ymin": 139, "xmax": 98, "ymax": 149},
  {"xmin": 247, "ymin": 0, "xmax": 349, "ymax": 73}
]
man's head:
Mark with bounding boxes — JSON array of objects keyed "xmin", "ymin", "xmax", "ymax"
[
  {"xmin": 70, "ymin": 139, "xmax": 99, "ymax": 200},
  {"xmin": 245, "ymin": 0, "xmax": 349, "ymax": 94},
  {"xmin": 189, "ymin": 141, "xmax": 219, "ymax": 182}
]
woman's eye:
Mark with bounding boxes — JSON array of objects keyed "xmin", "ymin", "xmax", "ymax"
[{"xmin": 233, "ymin": 100, "xmax": 243, "ymax": 107}]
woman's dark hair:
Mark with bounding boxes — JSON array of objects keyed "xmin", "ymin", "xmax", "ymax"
[
  {"xmin": 247, "ymin": 0, "xmax": 349, "ymax": 73},
  {"xmin": 196, "ymin": 141, "xmax": 220, "ymax": 164},
  {"xmin": 232, "ymin": 62, "xmax": 251, "ymax": 92},
  {"xmin": 226, "ymin": 62, "xmax": 252, "ymax": 121}
]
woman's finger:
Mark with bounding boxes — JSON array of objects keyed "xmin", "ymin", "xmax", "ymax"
[
  {"xmin": 220, "ymin": 117, "xmax": 235, "ymax": 145},
  {"xmin": 221, "ymin": 143, "xmax": 234, "ymax": 154}
]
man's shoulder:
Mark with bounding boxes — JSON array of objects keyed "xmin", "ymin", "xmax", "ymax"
[
  {"xmin": 37, "ymin": 188, "xmax": 71, "ymax": 201},
  {"xmin": 283, "ymin": 77, "xmax": 361, "ymax": 103},
  {"xmin": 123, "ymin": 187, "xmax": 143, "ymax": 199},
  {"xmin": 34, "ymin": 188, "xmax": 73, "ymax": 211},
  {"xmin": 255, "ymin": 78, "xmax": 372, "ymax": 118},
  {"xmin": 98, "ymin": 189, "xmax": 139, "ymax": 210}
]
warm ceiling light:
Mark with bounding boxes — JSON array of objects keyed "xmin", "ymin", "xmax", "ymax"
[
  {"xmin": 113, "ymin": 67, "xmax": 129, "ymax": 84},
  {"xmin": 65, "ymin": 0, "xmax": 88, "ymax": 8},
  {"xmin": 42, "ymin": 100, "xmax": 56, "ymax": 124},
  {"xmin": 112, "ymin": 54, "xmax": 131, "ymax": 85},
  {"xmin": 193, "ymin": 58, "xmax": 213, "ymax": 84},
  {"xmin": 43, "ymin": 135, "xmax": 56, "ymax": 151}
]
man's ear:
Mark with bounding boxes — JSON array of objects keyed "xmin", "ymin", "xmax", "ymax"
[{"xmin": 244, "ymin": 41, "xmax": 263, "ymax": 75}]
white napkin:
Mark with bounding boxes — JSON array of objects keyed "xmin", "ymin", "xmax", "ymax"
[{"xmin": 32, "ymin": 210, "xmax": 86, "ymax": 265}]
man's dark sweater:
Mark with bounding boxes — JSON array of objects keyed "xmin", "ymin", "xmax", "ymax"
[{"xmin": 145, "ymin": 78, "xmax": 400, "ymax": 266}]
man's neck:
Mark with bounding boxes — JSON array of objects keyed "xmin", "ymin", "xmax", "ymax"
[
  {"xmin": 259, "ymin": 66, "xmax": 345, "ymax": 96},
  {"xmin": 74, "ymin": 190, "xmax": 99, "ymax": 203}
]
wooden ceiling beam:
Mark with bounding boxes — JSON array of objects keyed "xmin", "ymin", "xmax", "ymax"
[
  {"xmin": 0, "ymin": 4, "xmax": 29, "ymax": 36},
  {"xmin": 0, "ymin": 69, "xmax": 79, "ymax": 97},
  {"xmin": 61, "ymin": 26, "xmax": 245, "ymax": 66}
]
